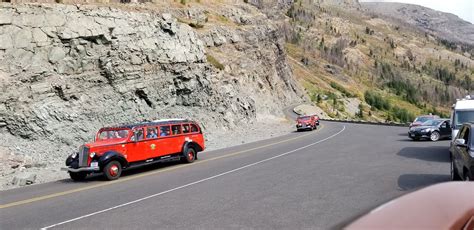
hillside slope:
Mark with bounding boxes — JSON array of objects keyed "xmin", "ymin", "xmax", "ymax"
[{"xmin": 276, "ymin": 0, "xmax": 473, "ymax": 121}]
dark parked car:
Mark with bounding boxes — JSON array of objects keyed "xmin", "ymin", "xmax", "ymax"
[
  {"xmin": 450, "ymin": 123, "xmax": 474, "ymax": 181},
  {"xmin": 408, "ymin": 119, "xmax": 451, "ymax": 141}
]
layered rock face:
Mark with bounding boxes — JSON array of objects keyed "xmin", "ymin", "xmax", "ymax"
[{"xmin": 0, "ymin": 3, "xmax": 302, "ymax": 173}]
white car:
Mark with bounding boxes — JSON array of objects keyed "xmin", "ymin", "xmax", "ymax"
[{"xmin": 450, "ymin": 95, "xmax": 474, "ymax": 142}]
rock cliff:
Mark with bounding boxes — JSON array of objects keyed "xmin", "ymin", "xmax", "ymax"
[{"xmin": 0, "ymin": 2, "xmax": 303, "ymax": 188}]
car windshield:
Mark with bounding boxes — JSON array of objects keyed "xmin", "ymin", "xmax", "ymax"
[
  {"xmin": 98, "ymin": 129, "xmax": 130, "ymax": 141},
  {"xmin": 454, "ymin": 110, "xmax": 474, "ymax": 129},
  {"xmin": 415, "ymin": 117, "xmax": 431, "ymax": 123},
  {"xmin": 298, "ymin": 116, "xmax": 310, "ymax": 121},
  {"xmin": 421, "ymin": 120, "xmax": 442, "ymax": 126}
]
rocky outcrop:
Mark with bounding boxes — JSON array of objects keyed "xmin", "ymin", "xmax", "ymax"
[{"xmin": 0, "ymin": 2, "xmax": 303, "ymax": 188}]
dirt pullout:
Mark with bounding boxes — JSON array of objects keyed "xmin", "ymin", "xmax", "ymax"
[{"xmin": 293, "ymin": 104, "xmax": 328, "ymax": 118}]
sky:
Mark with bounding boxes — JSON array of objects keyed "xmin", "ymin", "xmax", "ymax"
[{"xmin": 360, "ymin": 0, "xmax": 474, "ymax": 24}]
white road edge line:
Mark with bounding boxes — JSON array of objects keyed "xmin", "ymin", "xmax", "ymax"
[{"xmin": 41, "ymin": 125, "xmax": 346, "ymax": 230}]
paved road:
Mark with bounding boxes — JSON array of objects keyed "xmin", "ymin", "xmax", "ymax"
[{"xmin": 0, "ymin": 122, "xmax": 451, "ymax": 229}]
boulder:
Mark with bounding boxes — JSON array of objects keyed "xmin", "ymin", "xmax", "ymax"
[{"xmin": 11, "ymin": 173, "xmax": 37, "ymax": 186}]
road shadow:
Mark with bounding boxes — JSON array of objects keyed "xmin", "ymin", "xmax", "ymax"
[
  {"xmin": 397, "ymin": 174, "xmax": 450, "ymax": 191},
  {"xmin": 397, "ymin": 145, "xmax": 450, "ymax": 162},
  {"xmin": 60, "ymin": 160, "xmax": 183, "ymax": 183},
  {"xmin": 397, "ymin": 139, "xmax": 415, "ymax": 142},
  {"xmin": 397, "ymin": 137, "xmax": 451, "ymax": 142},
  {"xmin": 292, "ymin": 129, "xmax": 318, "ymax": 133}
]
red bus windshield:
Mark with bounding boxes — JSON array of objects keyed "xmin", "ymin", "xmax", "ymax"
[
  {"xmin": 97, "ymin": 129, "xmax": 130, "ymax": 141},
  {"xmin": 298, "ymin": 116, "xmax": 311, "ymax": 121}
]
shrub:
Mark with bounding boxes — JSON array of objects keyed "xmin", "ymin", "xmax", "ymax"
[
  {"xmin": 385, "ymin": 80, "xmax": 418, "ymax": 105},
  {"xmin": 322, "ymin": 38, "xmax": 348, "ymax": 67},
  {"xmin": 356, "ymin": 103, "xmax": 364, "ymax": 118},
  {"xmin": 433, "ymin": 66, "xmax": 455, "ymax": 85},
  {"xmin": 188, "ymin": 22, "xmax": 204, "ymax": 29},
  {"xmin": 330, "ymin": 82, "xmax": 353, "ymax": 97},
  {"xmin": 364, "ymin": 91, "xmax": 390, "ymax": 110},
  {"xmin": 365, "ymin": 26, "xmax": 374, "ymax": 35},
  {"xmin": 438, "ymin": 38, "xmax": 457, "ymax": 50},
  {"xmin": 391, "ymin": 107, "xmax": 414, "ymax": 123}
]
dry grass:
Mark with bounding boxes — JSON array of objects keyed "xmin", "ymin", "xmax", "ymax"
[{"xmin": 206, "ymin": 54, "xmax": 224, "ymax": 70}]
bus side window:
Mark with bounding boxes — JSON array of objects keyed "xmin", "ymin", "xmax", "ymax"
[
  {"xmin": 190, "ymin": 124, "xmax": 199, "ymax": 133},
  {"xmin": 159, "ymin": 126, "xmax": 170, "ymax": 137},
  {"xmin": 182, "ymin": 124, "xmax": 190, "ymax": 134},
  {"xmin": 146, "ymin": 127, "xmax": 158, "ymax": 139},
  {"xmin": 172, "ymin": 125, "xmax": 182, "ymax": 135},
  {"xmin": 135, "ymin": 128, "xmax": 144, "ymax": 141}
]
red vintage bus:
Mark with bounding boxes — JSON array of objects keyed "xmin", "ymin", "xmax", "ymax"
[
  {"xmin": 296, "ymin": 115, "xmax": 319, "ymax": 131},
  {"xmin": 64, "ymin": 119, "xmax": 205, "ymax": 180}
]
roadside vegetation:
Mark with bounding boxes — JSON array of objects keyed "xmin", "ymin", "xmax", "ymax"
[{"xmin": 282, "ymin": 0, "xmax": 473, "ymax": 122}]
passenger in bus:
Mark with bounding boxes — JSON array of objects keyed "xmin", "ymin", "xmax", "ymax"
[
  {"xmin": 114, "ymin": 131, "xmax": 122, "ymax": 139},
  {"xmin": 147, "ymin": 129, "xmax": 157, "ymax": 138},
  {"xmin": 172, "ymin": 125, "xmax": 181, "ymax": 135},
  {"xmin": 160, "ymin": 127, "xmax": 169, "ymax": 136},
  {"xmin": 183, "ymin": 125, "xmax": 190, "ymax": 133},
  {"xmin": 136, "ymin": 129, "xmax": 144, "ymax": 141}
]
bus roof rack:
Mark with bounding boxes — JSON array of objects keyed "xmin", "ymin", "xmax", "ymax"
[{"xmin": 152, "ymin": 118, "xmax": 187, "ymax": 123}]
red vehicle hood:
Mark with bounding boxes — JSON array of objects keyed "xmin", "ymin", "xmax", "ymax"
[
  {"xmin": 85, "ymin": 139, "xmax": 127, "ymax": 148},
  {"xmin": 410, "ymin": 122, "xmax": 423, "ymax": 127}
]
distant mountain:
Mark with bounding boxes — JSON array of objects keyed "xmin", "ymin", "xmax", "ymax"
[
  {"xmin": 320, "ymin": 0, "xmax": 360, "ymax": 6},
  {"xmin": 362, "ymin": 2, "xmax": 474, "ymax": 47}
]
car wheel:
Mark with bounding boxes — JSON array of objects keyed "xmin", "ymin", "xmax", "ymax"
[
  {"xmin": 450, "ymin": 158, "xmax": 461, "ymax": 181},
  {"xmin": 103, "ymin": 160, "xmax": 122, "ymax": 180},
  {"xmin": 182, "ymin": 148, "xmax": 196, "ymax": 163},
  {"xmin": 69, "ymin": 172, "xmax": 87, "ymax": 181},
  {"xmin": 430, "ymin": 131, "xmax": 440, "ymax": 141}
]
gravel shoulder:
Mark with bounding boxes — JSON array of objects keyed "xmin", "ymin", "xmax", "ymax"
[{"xmin": 0, "ymin": 115, "xmax": 295, "ymax": 191}]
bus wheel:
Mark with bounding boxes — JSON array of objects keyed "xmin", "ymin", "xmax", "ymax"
[
  {"xmin": 103, "ymin": 161, "xmax": 122, "ymax": 180},
  {"xmin": 182, "ymin": 148, "xmax": 196, "ymax": 163}
]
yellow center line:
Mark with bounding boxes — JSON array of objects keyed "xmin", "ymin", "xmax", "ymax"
[{"xmin": 0, "ymin": 124, "xmax": 324, "ymax": 209}]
